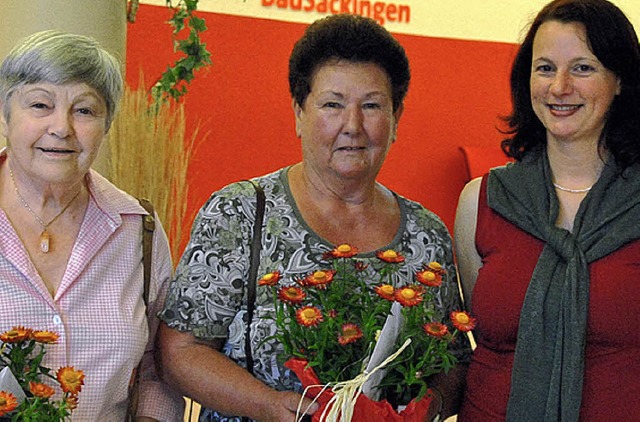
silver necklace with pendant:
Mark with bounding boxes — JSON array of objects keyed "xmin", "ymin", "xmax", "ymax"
[{"xmin": 9, "ymin": 166, "xmax": 81, "ymax": 253}]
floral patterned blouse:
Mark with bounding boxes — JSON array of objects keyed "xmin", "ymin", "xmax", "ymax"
[{"xmin": 160, "ymin": 167, "xmax": 469, "ymax": 421}]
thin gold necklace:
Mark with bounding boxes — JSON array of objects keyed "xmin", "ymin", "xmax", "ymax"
[
  {"xmin": 552, "ymin": 182, "xmax": 593, "ymax": 194},
  {"xmin": 9, "ymin": 166, "xmax": 81, "ymax": 253}
]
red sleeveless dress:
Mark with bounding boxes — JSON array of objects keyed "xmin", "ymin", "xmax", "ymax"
[{"xmin": 458, "ymin": 176, "xmax": 640, "ymax": 421}]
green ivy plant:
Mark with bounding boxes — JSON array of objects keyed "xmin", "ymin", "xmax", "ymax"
[{"xmin": 128, "ymin": 0, "xmax": 212, "ymax": 105}]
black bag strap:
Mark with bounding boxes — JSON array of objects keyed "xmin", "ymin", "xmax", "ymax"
[
  {"xmin": 244, "ymin": 180, "xmax": 265, "ymax": 376},
  {"xmin": 127, "ymin": 197, "xmax": 155, "ymax": 421}
]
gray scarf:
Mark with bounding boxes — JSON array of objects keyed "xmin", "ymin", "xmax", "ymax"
[{"xmin": 487, "ymin": 150, "xmax": 640, "ymax": 421}]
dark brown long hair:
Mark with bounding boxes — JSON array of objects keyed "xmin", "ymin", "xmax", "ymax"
[{"xmin": 502, "ymin": 0, "xmax": 640, "ymax": 170}]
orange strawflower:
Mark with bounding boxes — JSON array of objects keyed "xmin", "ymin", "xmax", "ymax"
[
  {"xmin": 338, "ymin": 323, "xmax": 363, "ymax": 345},
  {"xmin": 427, "ymin": 261, "xmax": 445, "ymax": 275},
  {"xmin": 56, "ymin": 367, "xmax": 85, "ymax": 395},
  {"xmin": 0, "ymin": 326, "xmax": 32, "ymax": 343},
  {"xmin": 258, "ymin": 271, "xmax": 281, "ymax": 286},
  {"xmin": 29, "ymin": 381, "xmax": 55, "ymax": 399},
  {"xmin": 450, "ymin": 311, "xmax": 477, "ymax": 332},
  {"xmin": 376, "ymin": 249, "xmax": 405, "ymax": 263},
  {"xmin": 416, "ymin": 262, "xmax": 445, "ymax": 287},
  {"xmin": 278, "ymin": 286, "xmax": 306, "ymax": 304},
  {"xmin": 424, "ymin": 322, "xmax": 449, "ymax": 338},
  {"xmin": 31, "ymin": 330, "xmax": 59, "ymax": 344},
  {"xmin": 394, "ymin": 286, "xmax": 424, "ymax": 307},
  {"xmin": 327, "ymin": 244, "xmax": 358, "ymax": 259},
  {"xmin": 374, "ymin": 284, "xmax": 396, "ymax": 302},
  {"xmin": 64, "ymin": 394, "xmax": 79, "ymax": 411},
  {"xmin": 296, "ymin": 306, "xmax": 323, "ymax": 327},
  {"xmin": 0, "ymin": 391, "xmax": 18, "ymax": 416},
  {"xmin": 301, "ymin": 270, "xmax": 335, "ymax": 288}
]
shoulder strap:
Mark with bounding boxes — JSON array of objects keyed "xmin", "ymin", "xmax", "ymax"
[
  {"xmin": 138, "ymin": 198, "xmax": 156, "ymax": 309},
  {"xmin": 244, "ymin": 180, "xmax": 265, "ymax": 376},
  {"xmin": 128, "ymin": 197, "xmax": 156, "ymax": 421}
]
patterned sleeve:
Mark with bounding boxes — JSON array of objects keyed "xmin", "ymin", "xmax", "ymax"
[{"xmin": 160, "ymin": 181, "xmax": 259, "ymax": 340}]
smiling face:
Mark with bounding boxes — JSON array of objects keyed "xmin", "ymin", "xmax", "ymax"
[
  {"xmin": 0, "ymin": 82, "xmax": 107, "ymax": 186},
  {"xmin": 530, "ymin": 20, "xmax": 621, "ymax": 146},
  {"xmin": 293, "ymin": 60, "xmax": 402, "ymax": 183}
]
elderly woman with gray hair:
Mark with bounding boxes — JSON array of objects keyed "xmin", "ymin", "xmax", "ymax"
[{"xmin": 0, "ymin": 31, "xmax": 183, "ymax": 420}]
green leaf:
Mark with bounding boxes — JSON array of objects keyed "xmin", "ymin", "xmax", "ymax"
[
  {"xmin": 150, "ymin": 0, "xmax": 212, "ymax": 110},
  {"xmin": 189, "ymin": 16, "xmax": 207, "ymax": 31}
]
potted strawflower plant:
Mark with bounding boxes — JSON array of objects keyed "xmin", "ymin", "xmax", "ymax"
[
  {"xmin": 0, "ymin": 327, "xmax": 85, "ymax": 420},
  {"xmin": 259, "ymin": 244, "xmax": 475, "ymax": 421}
]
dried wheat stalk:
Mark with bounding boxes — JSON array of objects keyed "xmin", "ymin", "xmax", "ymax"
[{"xmin": 108, "ymin": 82, "xmax": 199, "ymax": 264}]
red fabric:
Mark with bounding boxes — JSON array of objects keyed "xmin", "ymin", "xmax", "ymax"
[
  {"xmin": 458, "ymin": 176, "xmax": 640, "ymax": 421},
  {"xmin": 285, "ymin": 358, "xmax": 434, "ymax": 422}
]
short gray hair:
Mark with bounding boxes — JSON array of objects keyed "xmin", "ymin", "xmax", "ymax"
[{"xmin": 0, "ymin": 30, "xmax": 124, "ymax": 131}]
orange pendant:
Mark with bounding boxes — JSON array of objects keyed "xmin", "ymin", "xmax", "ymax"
[{"xmin": 39, "ymin": 230, "xmax": 50, "ymax": 253}]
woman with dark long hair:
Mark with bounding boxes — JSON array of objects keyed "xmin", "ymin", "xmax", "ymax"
[{"xmin": 455, "ymin": 0, "xmax": 640, "ymax": 420}]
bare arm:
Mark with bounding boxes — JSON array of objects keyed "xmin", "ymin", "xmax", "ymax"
[
  {"xmin": 158, "ymin": 323, "xmax": 318, "ymax": 422},
  {"xmin": 454, "ymin": 177, "xmax": 483, "ymax": 309}
]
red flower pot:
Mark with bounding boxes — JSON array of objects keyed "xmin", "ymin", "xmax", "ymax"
[{"xmin": 285, "ymin": 358, "xmax": 435, "ymax": 422}]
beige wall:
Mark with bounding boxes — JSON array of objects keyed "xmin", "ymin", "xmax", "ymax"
[{"xmin": 0, "ymin": 0, "xmax": 127, "ymax": 177}]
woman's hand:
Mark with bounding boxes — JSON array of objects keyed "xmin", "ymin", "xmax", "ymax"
[
  {"xmin": 256, "ymin": 390, "xmax": 318, "ymax": 422},
  {"xmin": 426, "ymin": 363, "xmax": 469, "ymax": 420},
  {"xmin": 425, "ymin": 388, "xmax": 443, "ymax": 422}
]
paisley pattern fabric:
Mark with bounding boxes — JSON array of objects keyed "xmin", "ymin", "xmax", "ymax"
[{"xmin": 160, "ymin": 167, "xmax": 468, "ymax": 421}]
